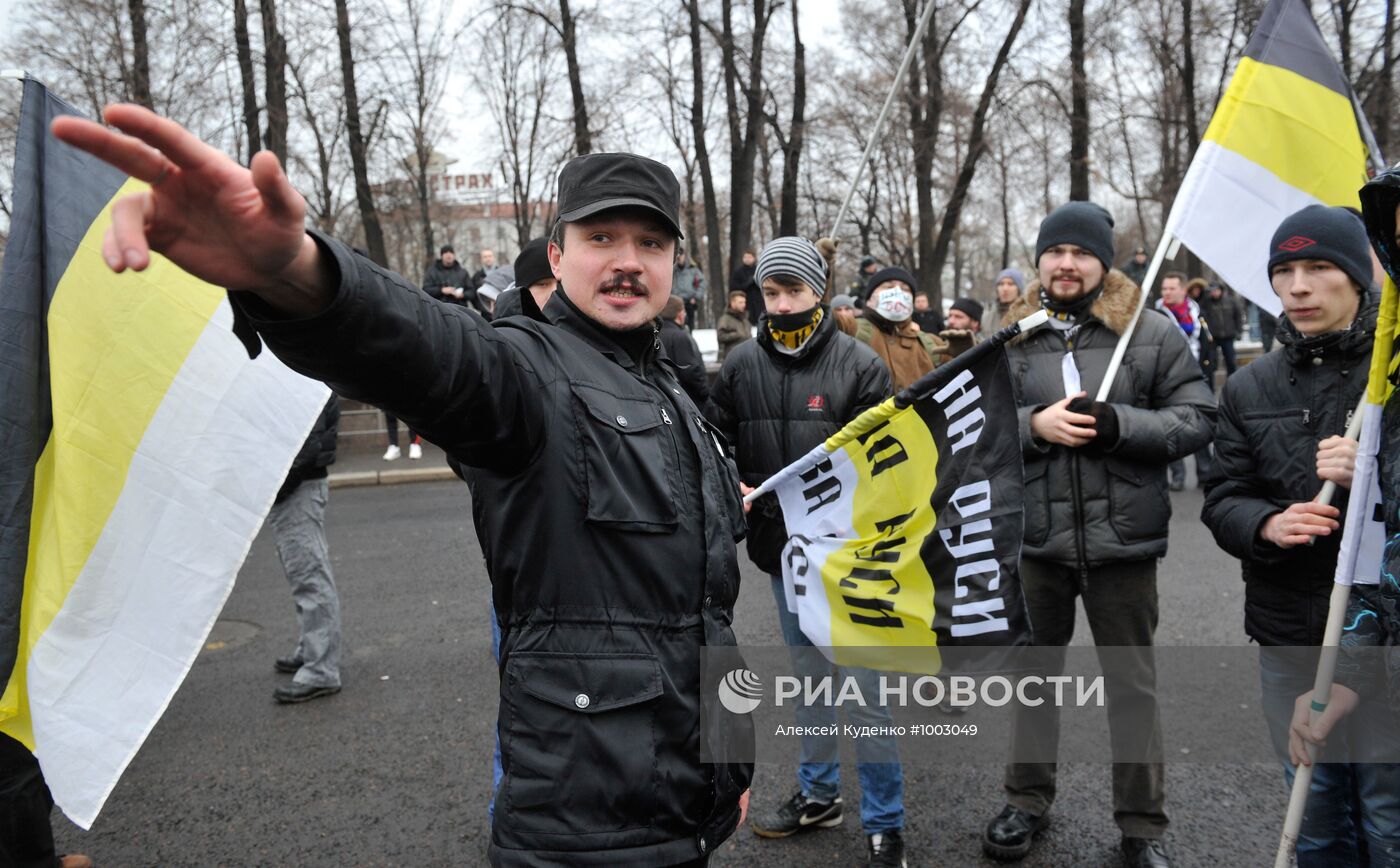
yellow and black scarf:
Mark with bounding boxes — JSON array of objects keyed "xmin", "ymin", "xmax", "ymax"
[{"xmin": 766, "ymin": 307, "xmax": 825, "ymax": 351}]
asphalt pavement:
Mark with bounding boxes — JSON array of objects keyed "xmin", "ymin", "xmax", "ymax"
[{"xmin": 53, "ymin": 467, "xmax": 1288, "ymax": 867}]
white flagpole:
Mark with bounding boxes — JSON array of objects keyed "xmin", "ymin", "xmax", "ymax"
[{"xmin": 1094, "ymin": 232, "xmax": 1176, "ymax": 402}]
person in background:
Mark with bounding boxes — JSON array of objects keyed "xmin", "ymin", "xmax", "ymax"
[
  {"xmin": 1203, "ymin": 203, "xmax": 1383, "ymax": 867},
  {"xmin": 422, "ymin": 244, "xmax": 468, "ymax": 304},
  {"xmin": 717, "ymin": 289, "xmax": 752, "ymax": 362},
  {"xmin": 937, "ymin": 297, "xmax": 984, "ymax": 363},
  {"xmin": 705, "ymin": 237, "xmax": 905, "ymax": 867},
  {"xmin": 1156, "ymin": 272, "xmax": 1211, "ymax": 491},
  {"xmin": 1258, "ymin": 307, "xmax": 1279, "ymax": 352},
  {"xmin": 1122, "ymin": 245, "xmax": 1150, "ymax": 289},
  {"xmin": 1186, "ymin": 278, "xmax": 1218, "ymax": 388},
  {"xmin": 382, "ymin": 413, "xmax": 423, "ymax": 461},
  {"xmin": 472, "ymin": 265, "xmax": 514, "ymax": 321},
  {"xmin": 911, "ymin": 291, "xmax": 943, "ymax": 333},
  {"xmin": 271, "ymin": 395, "xmax": 343, "ymax": 704},
  {"xmin": 849, "ymin": 255, "xmax": 881, "ymax": 304},
  {"xmin": 829, "ymin": 293, "xmax": 857, "ymax": 333},
  {"xmin": 1197, "ymin": 282, "xmax": 1245, "ymax": 378},
  {"xmin": 0, "ymin": 737, "xmax": 92, "ymax": 868},
  {"xmin": 673, "ymin": 248, "xmax": 707, "ymax": 329},
  {"xmin": 659, "ymin": 295, "xmax": 710, "ymax": 405},
  {"xmin": 731, "ymin": 249, "xmax": 761, "ymax": 325},
  {"xmin": 993, "ymin": 268, "xmax": 1024, "ymax": 322},
  {"xmin": 839, "ymin": 266, "xmax": 948, "ymax": 392},
  {"xmin": 491, "ymin": 237, "xmax": 555, "ymax": 319},
  {"xmin": 469, "ymin": 247, "xmax": 497, "ymax": 296}
]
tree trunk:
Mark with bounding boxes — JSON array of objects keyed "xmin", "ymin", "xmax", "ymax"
[
  {"xmin": 1182, "ymin": 0, "xmax": 1199, "ymax": 160},
  {"xmin": 903, "ymin": 0, "xmax": 939, "ymax": 289},
  {"xmin": 1376, "ymin": 0, "xmax": 1394, "ymax": 158},
  {"xmin": 924, "ymin": 0, "xmax": 1032, "ymax": 299},
  {"xmin": 233, "ymin": 0, "xmax": 261, "ymax": 163},
  {"xmin": 777, "ymin": 0, "xmax": 805, "ymax": 237},
  {"xmin": 686, "ymin": 0, "xmax": 724, "ymax": 322},
  {"xmin": 260, "ymin": 0, "xmax": 289, "ymax": 164},
  {"xmin": 126, "ymin": 0, "xmax": 152, "ymax": 108},
  {"xmin": 558, "ymin": 0, "xmax": 591, "ymax": 154},
  {"xmin": 727, "ymin": 0, "xmax": 771, "ymax": 277},
  {"xmin": 334, "ymin": 0, "xmax": 387, "ymax": 265},
  {"xmin": 1068, "ymin": 0, "xmax": 1090, "ymax": 200}
]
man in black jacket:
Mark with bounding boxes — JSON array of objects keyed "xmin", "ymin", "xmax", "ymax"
[
  {"xmin": 731, "ymin": 249, "xmax": 760, "ymax": 325},
  {"xmin": 1202, "ymin": 205, "xmax": 1378, "ymax": 865},
  {"xmin": 660, "ymin": 295, "xmax": 710, "ymax": 404},
  {"xmin": 706, "ymin": 237, "xmax": 906, "ymax": 867},
  {"xmin": 985, "ymin": 202, "xmax": 1215, "ymax": 868},
  {"xmin": 55, "ymin": 109, "xmax": 752, "ymax": 868},
  {"xmin": 270, "ymin": 394, "xmax": 343, "ymax": 704},
  {"xmin": 422, "ymin": 244, "xmax": 468, "ymax": 304}
]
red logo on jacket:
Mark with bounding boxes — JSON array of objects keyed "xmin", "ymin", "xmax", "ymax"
[
  {"xmin": 1277, "ymin": 235, "xmax": 1317, "ymax": 253},
  {"xmin": 807, "ymin": 394, "xmax": 826, "ymax": 411}
]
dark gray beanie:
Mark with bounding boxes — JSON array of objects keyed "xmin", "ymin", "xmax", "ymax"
[
  {"xmin": 1035, "ymin": 202, "xmax": 1116, "ymax": 271},
  {"xmin": 1267, "ymin": 204, "xmax": 1373, "ymax": 291}
]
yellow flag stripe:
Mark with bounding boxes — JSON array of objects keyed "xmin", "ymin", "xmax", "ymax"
[
  {"xmin": 1205, "ymin": 57, "xmax": 1368, "ymax": 209},
  {"xmin": 0, "ymin": 178, "xmax": 225, "ymax": 745},
  {"xmin": 1370, "ymin": 275, "xmax": 1400, "ymax": 406},
  {"xmin": 823, "ymin": 403, "xmax": 942, "ymax": 673}
]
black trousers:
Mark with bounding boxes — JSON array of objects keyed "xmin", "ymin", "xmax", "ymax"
[{"xmin": 0, "ymin": 734, "xmax": 58, "ymax": 868}]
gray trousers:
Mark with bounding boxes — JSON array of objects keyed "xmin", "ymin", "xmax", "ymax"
[
  {"xmin": 1003, "ymin": 556, "xmax": 1168, "ymax": 839},
  {"xmin": 269, "ymin": 478, "xmax": 342, "ymax": 687}
]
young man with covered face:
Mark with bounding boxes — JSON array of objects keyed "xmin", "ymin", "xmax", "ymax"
[
  {"xmin": 839, "ymin": 266, "xmax": 949, "ymax": 392},
  {"xmin": 1203, "ymin": 204, "xmax": 1386, "ymax": 865},
  {"xmin": 985, "ymin": 202, "xmax": 1215, "ymax": 868},
  {"xmin": 52, "ymin": 104, "xmax": 753, "ymax": 867},
  {"xmin": 705, "ymin": 238, "xmax": 907, "ymax": 866}
]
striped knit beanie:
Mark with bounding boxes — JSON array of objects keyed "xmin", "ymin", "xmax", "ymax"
[{"xmin": 755, "ymin": 236, "xmax": 828, "ymax": 295}]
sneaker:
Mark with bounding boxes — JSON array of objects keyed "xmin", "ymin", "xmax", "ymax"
[
  {"xmin": 868, "ymin": 829, "xmax": 907, "ymax": 866},
  {"xmin": 274, "ymin": 654, "xmax": 304, "ymax": 674},
  {"xmin": 1121, "ymin": 837, "xmax": 1171, "ymax": 868},
  {"xmin": 382, "ymin": 444, "xmax": 402, "ymax": 461},
  {"xmin": 751, "ymin": 791, "xmax": 843, "ymax": 838},
  {"xmin": 409, "ymin": 442, "xmax": 423, "ymax": 460}
]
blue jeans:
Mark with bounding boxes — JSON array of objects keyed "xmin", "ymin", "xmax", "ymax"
[
  {"xmin": 489, "ymin": 607, "xmax": 503, "ymax": 822},
  {"xmin": 1259, "ymin": 649, "xmax": 1400, "ymax": 867},
  {"xmin": 770, "ymin": 577, "xmax": 904, "ymax": 834}
]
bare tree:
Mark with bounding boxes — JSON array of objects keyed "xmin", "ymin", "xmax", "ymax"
[
  {"xmin": 1068, "ymin": 0, "xmax": 1090, "ymax": 200},
  {"xmin": 260, "ymin": 0, "xmax": 289, "ymax": 163},
  {"xmin": 335, "ymin": 0, "xmax": 388, "ymax": 265},
  {"xmin": 232, "ymin": 0, "xmax": 261, "ymax": 163},
  {"xmin": 685, "ymin": 0, "xmax": 725, "ymax": 322},
  {"xmin": 127, "ymin": 0, "xmax": 153, "ymax": 108}
]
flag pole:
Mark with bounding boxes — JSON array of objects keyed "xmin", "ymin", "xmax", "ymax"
[{"xmin": 1093, "ymin": 231, "xmax": 1175, "ymax": 402}]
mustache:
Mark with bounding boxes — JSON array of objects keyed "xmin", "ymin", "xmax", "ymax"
[{"xmin": 597, "ymin": 273, "xmax": 650, "ymax": 294}]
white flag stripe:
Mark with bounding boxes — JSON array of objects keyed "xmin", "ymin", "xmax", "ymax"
[
  {"xmin": 1166, "ymin": 141, "xmax": 1323, "ymax": 317},
  {"xmin": 1333, "ymin": 401, "xmax": 1385, "ymax": 588},
  {"xmin": 29, "ymin": 301, "xmax": 327, "ymax": 828}
]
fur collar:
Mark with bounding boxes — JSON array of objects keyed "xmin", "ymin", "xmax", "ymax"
[{"xmin": 1000, "ymin": 269, "xmax": 1143, "ymax": 343}]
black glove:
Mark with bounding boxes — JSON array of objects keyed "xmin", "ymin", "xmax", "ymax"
[{"xmin": 1067, "ymin": 397, "xmax": 1121, "ymax": 453}]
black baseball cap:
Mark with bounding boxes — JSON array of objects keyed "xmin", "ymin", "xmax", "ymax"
[{"xmin": 556, "ymin": 153, "xmax": 684, "ymax": 239}]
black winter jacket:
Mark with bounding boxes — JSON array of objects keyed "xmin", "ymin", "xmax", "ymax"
[
  {"xmin": 705, "ymin": 309, "xmax": 890, "ymax": 574},
  {"xmin": 660, "ymin": 318, "xmax": 711, "ymax": 405},
  {"xmin": 236, "ymin": 232, "xmax": 752, "ymax": 867},
  {"xmin": 1001, "ymin": 271, "xmax": 1216, "ymax": 568},
  {"xmin": 422, "ymin": 258, "xmax": 468, "ymax": 304},
  {"xmin": 274, "ymin": 394, "xmax": 339, "ymax": 503},
  {"xmin": 1201, "ymin": 303, "xmax": 1375, "ymax": 646}
]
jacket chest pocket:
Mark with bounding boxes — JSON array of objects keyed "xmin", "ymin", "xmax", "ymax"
[
  {"xmin": 1241, "ymin": 407, "xmax": 1312, "ymax": 446},
  {"xmin": 571, "ymin": 383, "xmax": 680, "ymax": 532},
  {"xmin": 501, "ymin": 652, "xmax": 664, "ymax": 838}
]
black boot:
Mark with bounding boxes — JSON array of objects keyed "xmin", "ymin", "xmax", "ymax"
[
  {"xmin": 1121, "ymin": 837, "xmax": 1171, "ymax": 868},
  {"xmin": 982, "ymin": 805, "xmax": 1049, "ymax": 861}
]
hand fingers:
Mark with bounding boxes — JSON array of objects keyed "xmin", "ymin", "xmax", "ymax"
[
  {"xmin": 1297, "ymin": 503, "xmax": 1341, "ymax": 519},
  {"xmin": 101, "ymin": 227, "xmax": 126, "ymax": 273},
  {"xmin": 1064, "ymin": 412, "xmax": 1098, "ymax": 427},
  {"xmin": 51, "ymin": 115, "xmax": 173, "ymax": 185},
  {"xmin": 103, "ymin": 104, "xmax": 221, "ymax": 174},
  {"xmin": 108, "ymin": 192, "xmax": 155, "ymax": 271},
  {"xmin": 249, "ymin": 150, "xmax": 304, "ymax": 221}
]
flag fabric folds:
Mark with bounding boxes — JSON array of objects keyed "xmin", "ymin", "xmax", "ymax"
[
  {"xmin": 1332, "ymin": 272, "xmax": 1398, "ymax": 589},
  {"xmin": 1164, "ymin": 0, "xmax": 1375, "ymax": 316},
  {"xmin": 749, "ymin": 322, "xmax": 1037, "ymax": 675},
  {"xmin": 0, "ymin": 78, "xmax": 328, "ymax": 828}
]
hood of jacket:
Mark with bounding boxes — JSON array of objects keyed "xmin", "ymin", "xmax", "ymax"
[{"xmin": 1361, "ymin": 162, "xmax": 1400, "ymax": 284}]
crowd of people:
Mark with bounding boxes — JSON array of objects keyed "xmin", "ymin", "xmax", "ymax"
[{"xmin": 9, "ymin": 98, "xmax": 1400, "ymax": 868}]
